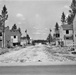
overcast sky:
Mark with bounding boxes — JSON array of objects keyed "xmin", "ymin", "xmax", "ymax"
[{"xmin": 0, "ymin": 0, "xmax": 71, "ymax": 39}]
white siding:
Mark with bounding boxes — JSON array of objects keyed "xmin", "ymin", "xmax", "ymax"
[
  {"xmin": 60, "ymin": 26, "xmax": 64, "ymax": 41},
  {"xmin": 63, "ymin": 30, "xmax": 73, "ymax": 36},
  {"xmin": 73, "ymin": 15, "xmax": 76, "ymax": 45},
  {"xmin": 11, "ymin": 36, "xmax": 18, "ymax": 43},
  {"xmin": 64, "ymin": 40, "xmax": 73, "ymax": 46},
  {"xmin": 21, "ymin": 39, "xmax": 28, "ymax": 46},
  {"xmin": 60, "ymin": 26, "xmax": 73, "ymax": 46}
]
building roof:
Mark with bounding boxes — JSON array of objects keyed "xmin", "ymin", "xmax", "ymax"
[
  {"xmin": 10, "ymin": 29, "xmax": 22, "ymax": 35},
  {"xmin": 21, "ymin": 36, "xmax": 27, "ymax": 40},
  {"xmin": 0, "ymin": 26, "xmax": 9, "ymax": 31},
  {"xmin": 21, "ymin": 34, "xmax": 30, "ymax": 40},
  {"xmin": 61, "ymin": 24, "xmax": 73, "ymax": 30}
]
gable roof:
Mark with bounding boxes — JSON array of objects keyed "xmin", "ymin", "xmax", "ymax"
[
  {"xmin": 10, "ymin": 29, "xmax": 22, "ymax": 35},
  {"xmin": 0, "ymin": 26, "xmax": 9, "ymax": 31},
  {"xmin": 21, "ymin": 34, "xmax": 30, "ymax": 40},
  {"xmin": 21, "ymin": 36, "xmax": 27, "ymax": 40},
  {"xmin": 61, "ymin": 24, "xmax": 73, "ymax": 30}
]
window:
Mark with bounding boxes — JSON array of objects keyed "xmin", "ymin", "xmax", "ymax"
[
  {"xmin": 66, "ymin": 37, "xmax": 69, "ymax": 40},
  {"xmin": 56, "ymin": 34, "xmax": 60, "ymax": 37},
  {"xmin": 14, "ymin": 36, "xmax": 16, "ymax": 38},
  {"xmin": 66, "ymin": 30, "xmax": 69, "ymax": 34},
  {"xmin": 58, "ymin": 34, "xmax": 60, "ymax": 37},
  {"xmin": 0, "ymin": 32, "xmax": 2, "ymax": 36}
]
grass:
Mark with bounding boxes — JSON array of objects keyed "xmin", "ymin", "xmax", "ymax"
[
  {"xmin": 0, "ymin": 48, "xmax": 9, "ymax": 55},
  {"xmin": 0, "ymin": 46, "xmax": 22, "ymax": 55},
  {"xmin": 64, "ymin": 56, "xmax": 76, "ymax": 61}
]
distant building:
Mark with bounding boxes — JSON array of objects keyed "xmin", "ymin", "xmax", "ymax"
[
  {"xmin": 21, "ymin": 36, "xmax": 29, "ymax": 46},
  {"xmin": 21, "ymin": 30, "xmax": 30, "ymax": 46},
  {"xmin": 53, "ymin": 29, "xmax": 60, "ymax": 46}
]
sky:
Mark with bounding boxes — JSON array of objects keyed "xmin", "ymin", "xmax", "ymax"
[{"xmin": 0, "ymin": 0, "xmax": 72, "ymax": 40}]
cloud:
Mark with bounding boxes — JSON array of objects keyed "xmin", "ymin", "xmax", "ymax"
[
  {"xmin": 16, "ymin": 13, "xmax": 23, "ymax": 17},
  {"xmin": 33, "ymin": 29, "xmax": 47, "ymax": 35},
  {"xmin": 33, "ymin": 27, "xmax": 40, "ymax": 29},
  {"xmin": 44, "ymin": 28, "xmax": 48, "ymax": 30},
  {"xmin": 16, "ymin": 13, "xmax": 25, "ymax": 20},
  {"xmin": 35, "ymin": 14, "xmax": 40, "ymax": 18},
  {"xmin": 33, "ymin": 32, "xmax": 41, "ymax": 34},
  {"xmin": 64, "ymin": 5, "xmax": 70, "ymax": 9},
  {"xmin": 33, "ymin": 30, "xmax": 43, "ymax": 34},
  {"xmin": 33, "ymin": 27, "xmax": 48, "ymax": 35},
  {"xmin": 17, "ymin": 22, "xmax": 22, "ymax": 24},
  {"xmin": 33, "ymin": 26, "xmax": 48, "ymax": 30}
]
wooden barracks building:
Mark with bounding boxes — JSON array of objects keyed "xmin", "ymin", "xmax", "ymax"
[
  {"xmin": 54, "ymin": 15, "xmax": 76, "ymax": 46},
  {"xmin": 0, "ymin": 25, "xmax": 21, "ymax": 48}
]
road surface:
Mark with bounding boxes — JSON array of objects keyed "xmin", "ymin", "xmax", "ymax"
[{"xmin": 0, "ymin": 65, "xmax": 76, "ymax": 75}]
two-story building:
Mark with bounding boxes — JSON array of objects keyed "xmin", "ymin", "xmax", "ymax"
[
  {"xmin": 54, "ymin": 14, "xmax": 76, "ymax": 46},
  {"xmin": 60, "ymin": 24, "xmax": 73, "ymax": 46}
]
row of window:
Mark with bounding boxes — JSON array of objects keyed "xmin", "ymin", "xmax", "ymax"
[
  {"xmin": 64, "ymin": 35, "xmax": 73, "ymax": 40},
  {"xmin": 55, "ymin": 30, "xmax": 69, "ymax": 37},
  {"xmin": 55, "ymin": 34, "xmax": 60, "ymax": 37}
]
